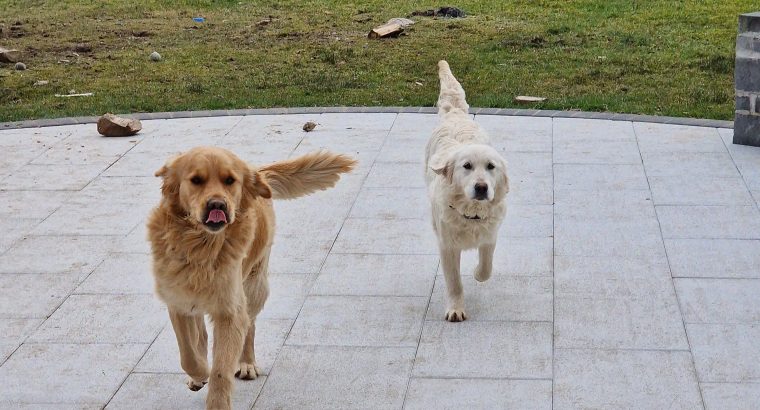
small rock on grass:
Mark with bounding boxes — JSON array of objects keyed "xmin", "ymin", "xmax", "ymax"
[
  {"xmin": 97, "ymin": 113, "xmax": 142, "ymax": 137},
  {"xmin": 14, "ymin": 62, "xmax": 26, "ymax": 70},
  {"xmin": 150, "ymin": 51, "xmax": 161, "ymax": 61},
  {"xmin": 514, "ymin": 95, "xmax": 547, "ymax": 104},
  {"xmin": 302, "ymin": 121, "xmax": 317, "ymax": 132}
]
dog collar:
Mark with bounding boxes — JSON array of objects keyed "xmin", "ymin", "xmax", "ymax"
[{"xmin": 449, "ymin": 205, "xmax": 481, "ymax": 220}]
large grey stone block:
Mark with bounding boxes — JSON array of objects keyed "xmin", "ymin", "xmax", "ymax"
[
  {"xmin": 554, "ymin": 349, "xmax": 702, "ymax": 409},
  {"xmin": 666, "ymin": 239, "xmax": 760, "ymax": 278},
  {"xmin": 676, "ymin": 278, "xmax": 760, "ymax": 324},
  {"xmin": 286, "ymin": 295, "xmax": 427, "ymax": 347},
  {"xmin": 253, "ymin": 345, "xmax": 414, "ymax": 410},
  {"xmin": 413, "ymin": 321, "xmax": 552, "ymax": 379},
  {"xmin": 106, "ymin": 373, "xmax": 266, "ymax": 410},
  {"xmin": 734, "ymin": 12, "xmax": 760, "ymax": 146},
  {"xmin": 0, "ymin": 343, "xmax": 147, "ymax": 407},
  {"xmin": 688, "ymin": 323, "xmax": 760, "ymax": 382},
  {"xmin": 404, "ymin": 378, "xmax": 552, "ymax": 410}
]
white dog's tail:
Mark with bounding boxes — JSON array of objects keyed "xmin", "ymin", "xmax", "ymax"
[
  {"xmin": 259, "ymin": 150, "xmax": 356, "ymax": 200},
  {"xmin": 437, "ymin": 60, "xmax": 470, "ymax": 116}
]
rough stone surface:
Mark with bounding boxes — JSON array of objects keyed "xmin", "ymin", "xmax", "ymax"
[
  {"xmin": 97, "ymin": 113, "xmax": 142, "ymax": 137},
  {"xmin": 0, "ymin": 112, "xmax": 758, "ymax": 408}
]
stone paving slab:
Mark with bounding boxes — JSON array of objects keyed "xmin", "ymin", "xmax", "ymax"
[{"xmin": 1, "ymin": 113, "xmax": 759, "ymax": 409}]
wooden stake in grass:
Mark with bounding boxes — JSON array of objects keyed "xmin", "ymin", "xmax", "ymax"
[{"xmin": 368, "ymin": 22, "xmax": 403, "ymax": 39}]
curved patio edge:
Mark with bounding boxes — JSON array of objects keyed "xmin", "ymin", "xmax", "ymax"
[{"xmin": 0, "ymin": 107, "xmax": 734, "ymax": 131}]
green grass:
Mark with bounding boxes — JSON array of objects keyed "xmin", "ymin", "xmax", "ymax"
[{"xmin": 0, "ymin": 0, "xmax": 754, "ymax": 121}]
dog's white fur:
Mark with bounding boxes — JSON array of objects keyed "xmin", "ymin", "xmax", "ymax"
[{"xmin": 425, "ymin": 60, "xmax": 509, "ymax": 322}]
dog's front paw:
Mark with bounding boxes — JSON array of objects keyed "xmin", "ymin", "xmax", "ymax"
[
  {"xmin": 474, "ymin": 263, "xmax": 492, "ymax": 282},
  {"xmin": 186, "ymin": 377, "xmax": 207, "ymax": 391},
  {"xmin": 235, "ymin": 362, "xmax": 262, "ymax": 380},
  {"xmin": 445, "ymin": 308, "xmax": 467, "ymax": 322}
]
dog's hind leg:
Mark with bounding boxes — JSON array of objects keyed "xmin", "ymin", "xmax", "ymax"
[
  {"xmin": 440, "ymin": 247, "xmax": 467, "ymax": 322},
  {"xmin": 474, "ymin": 243, "xmax": 495, "ymax": 282},
  {"xmin": 169, "ymin": 309, "xmax": 209, "ymax": 391}
]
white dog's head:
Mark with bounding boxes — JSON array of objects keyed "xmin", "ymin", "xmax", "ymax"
[{"xmin": 430, "ymin": 144, "xmax": 509, "ymax": 215}]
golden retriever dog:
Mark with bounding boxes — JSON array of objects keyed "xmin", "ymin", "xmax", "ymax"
[
  {"xmin": 147, "ymin": 146, "xmax": 355, "ymax": 409},
  {"xmin": 425, "ymin": 61, "xmax": 510, "ymax": 322}
]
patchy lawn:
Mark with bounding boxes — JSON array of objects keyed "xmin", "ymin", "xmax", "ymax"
[{"xmin": 0, "ymin": 0, "xmax": 753, "ymax": 121}]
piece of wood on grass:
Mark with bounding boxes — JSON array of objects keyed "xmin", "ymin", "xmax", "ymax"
[
  {"xmin": 97, "ymin": 113, "xmax": 142, "ymax": 137},
  {"xmin": 514, "ymin": 96, "xmax": 547, "ymax": 104},
  {"xmin": 368, "ymin": 22, "xmax": 403, "ymax": 39},
  {"xmin": 0, "ymin": 47, "xmax": 20, "ymax": 63}
]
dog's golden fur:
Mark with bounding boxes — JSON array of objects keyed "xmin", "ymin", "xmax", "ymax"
[{"xmin": 147, "ymin": 146, "xmax": 355, "ymax": 410}]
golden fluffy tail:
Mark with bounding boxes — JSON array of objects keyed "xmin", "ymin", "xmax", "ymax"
[
  {"xmin": 259, "ymin": 150, "xmax": 357, "ymax": 200},
  {"xmin": 437, "ymin": 60, "xmax": 470, "ymax": 116}
]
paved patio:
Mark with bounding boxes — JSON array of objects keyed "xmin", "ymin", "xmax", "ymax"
[{"xmin": 0, "ymin": 112, "xmax": 759, "ymax": 409}]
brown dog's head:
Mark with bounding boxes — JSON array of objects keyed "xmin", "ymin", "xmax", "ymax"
[{"xmin": 155, "ymin": 146, "xmax": 271, "ymax": 233}]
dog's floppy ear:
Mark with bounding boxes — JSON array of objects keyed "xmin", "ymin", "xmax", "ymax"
[
  {"xmin": 155, "ymin": 154, "xmax": 181, "ymax": 197},
  {"xmin": 247, "ymin": 169, "xmax": 272, "ymax": 199},
  {"xmin": 429, "ymin": 152, "xmax": 453, "ymax": 183}
]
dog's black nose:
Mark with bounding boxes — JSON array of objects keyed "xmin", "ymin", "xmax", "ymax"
[
  {"xmin": 206, "ymin": 199, "xmax": 227, "ymax": 211},
  {"xmin": 474, "ymin": 183, "xmax": 488, "ymax": 200}
]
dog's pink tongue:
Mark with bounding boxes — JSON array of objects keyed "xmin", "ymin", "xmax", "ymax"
[{"xmin": 206, "ymin": 209, "xmax": 227, "ymax": 224}]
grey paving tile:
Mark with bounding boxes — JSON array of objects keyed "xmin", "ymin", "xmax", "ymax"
[
  {"xmin": 553, "ymin": 117, "xmax": 636, "ymax": 142},
  {"xmin": 0, "ymin": 190, "xmax": 70, "ymax": 219},
  {"xmin": 388, "ymin": 113, "xmax": 439, "ymax": 134},
  {"xmin": 554, "ymin": 349, "xmax": 702, "ymax": 410},
  {"xmin": 554, "ymin": 189, "xmax": 656, "ymax": 219},
  {"xmin": 554, "ymin": 216, "xmax": 665, "ymax": 257},
  {"xmin": 0, "ymin": 163, "xmax": 105, "ymax": 191},
  {"xmin": 268, "ymin": 234, "xmax": 333, "ymax": 274},
  {"xmin": 635, "ymin": 122, "xmax": 725, "ymax": 152},
  {"xmin": 333, "ymin": 218, "xmax": 437, "ymax": 255},
  {"xmin": 76, "ymin": 253, "xmax": 153, "ymax": 294},
  {"xmin": 0, "ymin": 273, "xmax": 80, "ymax": 318},
  {"xmin": 554, "ymin": 163, "xmax": 649, "ymax": 190},
  {"xmin": 501, "ymin": 204, "xmax": 553, "ymax": 237},
  {"xmin": 364, "ymin": 162, "xmax": 426, "ymax": 188},
  {"xmin": 0, "ymin": 235, "xmax": 116, "ymax": 274},
  {"xmin": 404, "ymin": 378, "xmax": 552, "ymax": 410},
  {"xmin": 69, "ymin": 176, "xmax": 161, "ymax": 206},
  {"xmin": 0, "ymin": 318, "xmax": 43, "ymax": 346},
  {"xmin": 649, "ymin": 176, "xmax": 754, "ymax": 205},
  {"xmin": 254, "ymin": 345, "xmax": 413, "ymax": 410},
  {"xmin": 311, "ymin": 253, "xmax": 437, "ymax": 297},
  {"xmin": 675, "ymin": 278, "xmax": 760, "ymax": 324},
  {"xmin": 413, "ymin": 321, "xmax": 552, "ymax": 378},
  {"xmin": 32, "ymin": 203, "xmax": 146, "ymax": 236},
  {"xmin": 666, "ymin": 239, "xmax": 760, "ymax": 278},
  {"xmin": 101, "ymin": 151, "xmax": 167, "ymax": 177},
  {"xmin": 508, "ymin": 175, "xmax": 553, "ymax": 205},
  {"xmin": 657, "ymin": 205, "xmax": 760, "ymax": 239},
  {"xmin": 31, "ymin": 133, "xmax": 138, "ymax": 166},
  {"xmin": 701, "ymin": 382, "xmax": 760, "ymax": 410},
  {"xmin": 477, "ymin": 115, "xmax": 552, "ymax": 152},
  {"xmin": 273, "ymin": 191, "xmax": 351, "ymax": 240},
  {"xmin": 258, "ymin": 274, "xmax": 312, "ymax": 320},
  {"xmin": 30, "ymin": 294, "xmax": 166, "ymax": 343},
  {"xmin": 555, "ymin": 291, "xmax": 688, "ymax": 350},
  {"xmin": 349, "ymin": 187, "xmax": 429, "ymax": 220},
  {"xmin": 641, "ymin": 151, "xmax": 740, "ymax": 177},
  {"xmin": 427, "ymin": 275, "xmax": 552, "ymax": 322},
  {"xmin": 287, "ymin": 295, "xmax": 426, "ymax": 347},
  {"xmin": 119, "ymin": 223, "xmax": 151, "ymax": 254},
  {"xmin": 0, "ymin": 343, "xmax": 147, "ymax": 407},
  {"xmin": 437, "ymin": 237, "xmax": 553, "ymax": 276},
  {"xmin": 505, "ymin": 152, "xmax": 553, "ymax": 178},
  {"xmin": 555, "ymin": 254, "xmax": 671, "ymax": 296},
  {"xmin": 107, "ymin": 372, "xmax": 265, "ymax": 410},
  {"xmin": 135, "ymin": 318, "xmax": 292, "ymax": 375},
  {"xmin": 0, "ymin": 343, "xmax": 16, "ymax": 364},
  {"xmin": 0, "ymin": 218, "xmax": 39, "ymax": 254},
  {"xmin": 554, "ymin": 139, "xmax": 641, "ymax": 164},
  {"xmin": 688, "ymin": 323, "xmax": 760, "ymax": 382},
  {"xmin": 376, "ymin": 134, "xmax": 428, "ymax": 163}
]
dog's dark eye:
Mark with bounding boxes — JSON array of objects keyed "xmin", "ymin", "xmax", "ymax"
[
  {"xmin": 463, "ymin": 162, "xmax": 472, "ymax": 170},
  {"xmin": 487, "ymin": 162, "xmax": 495, "ymax": 170},
  {"xmin": 224, "ymin": 176, "xmax": 235, "ymax": 185},
  {"xmin": 190, "ymin": 176, "xmax": 203, "ymax": 185}
]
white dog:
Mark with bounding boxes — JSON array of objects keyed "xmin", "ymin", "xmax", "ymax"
[{"xmin": 425, "ymin": 60, "xmax": 510, "ymax": 322}]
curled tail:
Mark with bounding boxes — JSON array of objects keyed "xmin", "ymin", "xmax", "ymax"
[
  {"xmin": 437, "ymin": 60, "xmax": 469, "ymax": 116},
  {"xmin": 259, "ymin": 150, "xmax": 357, "ymax": 200}
]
